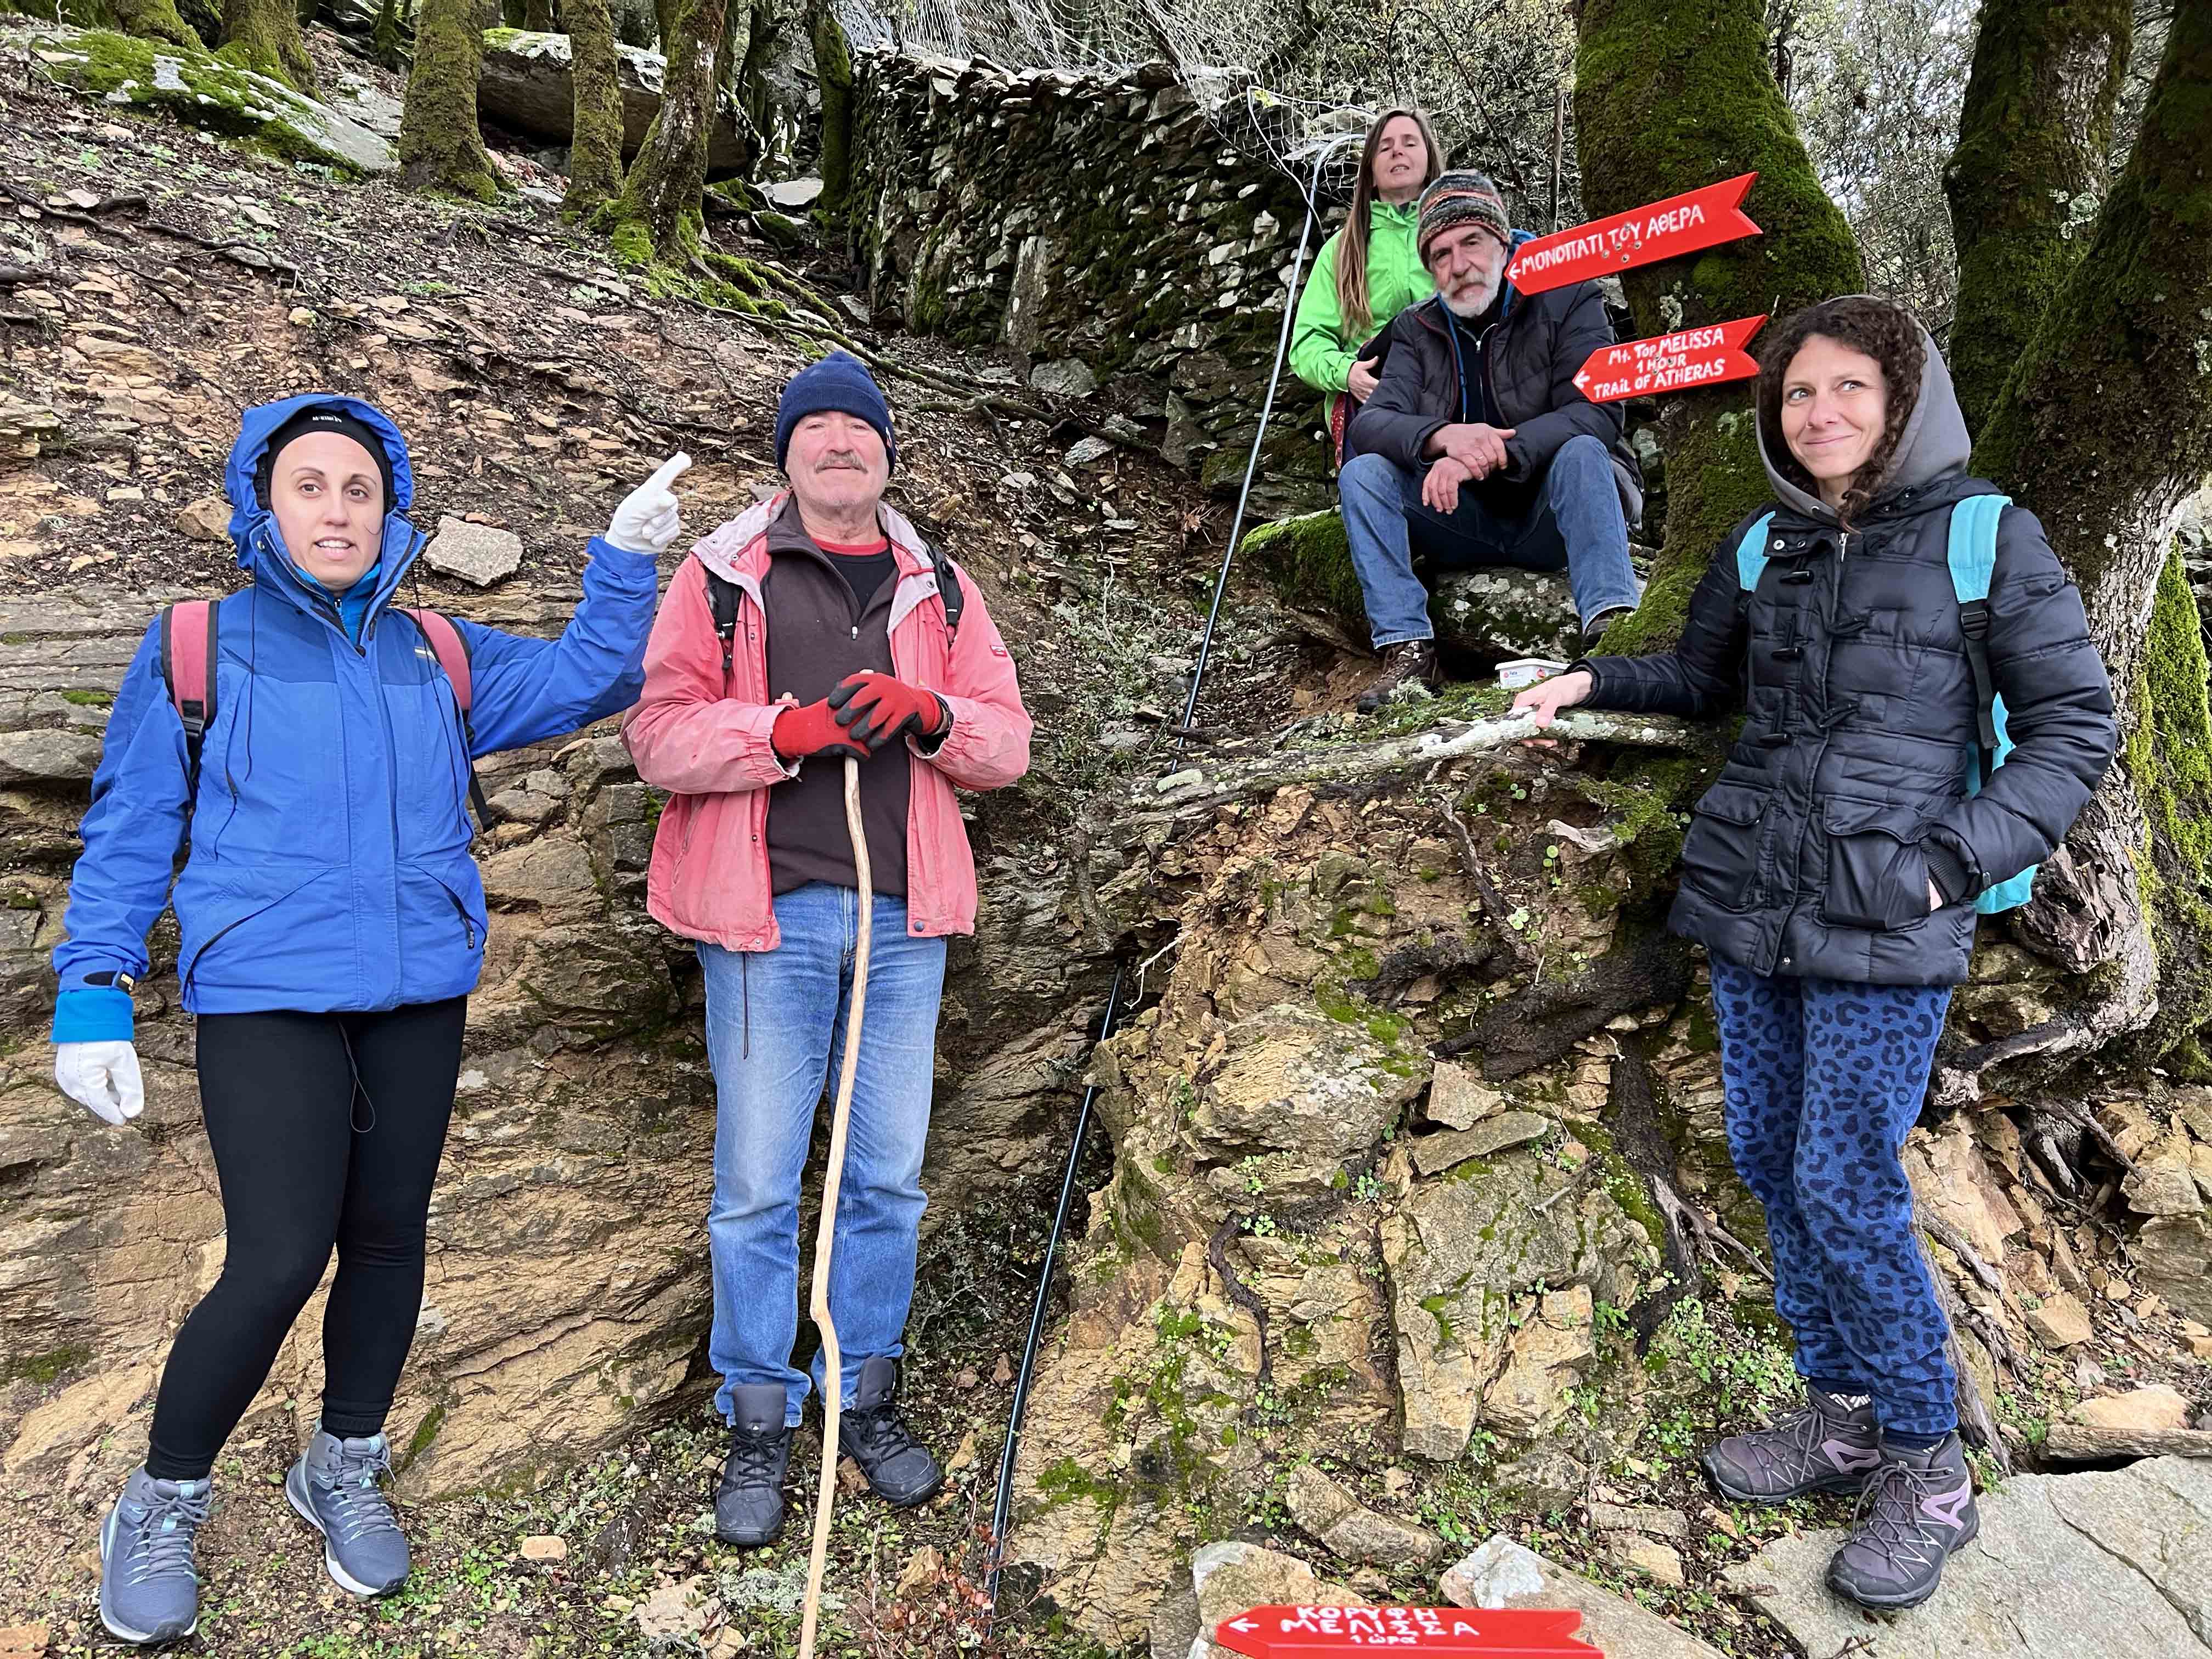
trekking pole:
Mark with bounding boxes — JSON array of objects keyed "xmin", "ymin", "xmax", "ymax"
[
  {"xmin": 1177, "ymin": 127, "xmax": 1359, "ymax": 735},
  {"xmin": 798, "ymin": 754, "xmax": 871, "ymax": 1659}
]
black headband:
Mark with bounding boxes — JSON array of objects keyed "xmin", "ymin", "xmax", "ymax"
[{"xmin": 255, "ymin": 407, "xmax": 395, "ymax": 510}]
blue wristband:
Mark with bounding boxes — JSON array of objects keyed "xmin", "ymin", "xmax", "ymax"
[{"xmin": 53, "ymin": 986, "xmax": 134, "ymax": 1044}]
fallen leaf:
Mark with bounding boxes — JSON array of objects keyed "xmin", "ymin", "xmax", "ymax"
[
  {"xmin": 893, "ymin": 1545, "xmax": 945, "ymax": 1601},
  {"xmin": 991, "ymin": 1353, "xmax": 1013, "ymax": 1386},
  {"xmin": 520, "ymin": 1533, "xmax": 566, "ymax": 1562}
]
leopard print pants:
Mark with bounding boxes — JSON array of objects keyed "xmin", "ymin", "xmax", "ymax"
[{"xmin": 1709, "ymin": 958, "xmax": 1958, "ymax": 1437}]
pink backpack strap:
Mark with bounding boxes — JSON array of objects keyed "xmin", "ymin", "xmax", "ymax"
[
  {"xmin": 398, "ymin": 608, "xmax": 493, "ymax": 828},
  {"xmin": 159, "ymin": 600, "xmax": 218, "ymax": 787},
  {"xmin": 398, "ymin": 607, "xmax": 473, "ymax": 717}
]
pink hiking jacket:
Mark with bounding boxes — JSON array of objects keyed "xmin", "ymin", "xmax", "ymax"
[{"xmin": 623, "ymin": 494, "xmax": 1032, "ymax": 951}]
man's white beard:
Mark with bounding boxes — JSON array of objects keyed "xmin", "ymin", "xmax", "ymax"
[{"xmin": 1442, "ymin": 275, "xmax": 1499, "ymax": 318}]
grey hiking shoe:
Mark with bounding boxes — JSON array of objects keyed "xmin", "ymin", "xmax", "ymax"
[
  {"xmin": 1355, "ymin": 640, "xmax": 1439, "ymax": 714},
  {"xmin": 839, "ymin": 1356, "xmax": 943, "ymax": 1509},
  {"xmin": 1826, "ymin": 1432, "xmax": 1979, "ymax": 1610},
  {"xmin": 99, "ymin": 1468, "xmax": 211, "ymax": 1645},
  {"xmin": 285, "ymin": 1427, "xmax": 410, "ymax": 1596},
  {"xmin": 715, "ymin": 1384, "xmax": 794, "ymax": 1547},
  {"xmin": 1701, "ymin": 1386, "xmax": 1882, "ymax": 1503}
]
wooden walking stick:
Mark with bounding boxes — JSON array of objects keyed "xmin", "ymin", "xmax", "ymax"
[{"xmin": 798, "ymin": 754, "xmax": 871, "ymax": 1659}]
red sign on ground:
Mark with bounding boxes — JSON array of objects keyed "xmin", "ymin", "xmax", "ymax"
[
  {"xmin": 1571, "ymin": 313, "xmax": 1768, "ymax": 404},
  {"xmin": 1212, "ymin": 1605, "xmax": 1600, "ymax": 1656},
  {"xmin": 1506, "ymin": 173, "xmax": 1760, "ymax": 296}
]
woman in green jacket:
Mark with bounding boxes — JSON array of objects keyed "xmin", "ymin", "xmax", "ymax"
[{"xmin": 1291, "ymin": 106, "xmax": 1446, "ymax": 458}]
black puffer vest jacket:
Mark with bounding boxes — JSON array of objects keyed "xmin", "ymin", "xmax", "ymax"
[{"xmin": 1582, "ymin": 326, "xmax": 2117, "ymax": 986}]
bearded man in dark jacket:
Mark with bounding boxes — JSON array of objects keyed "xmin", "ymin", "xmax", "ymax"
[{"xmin": 1343, "ymin": 171, "xmax": 1645, "ymax": 712}]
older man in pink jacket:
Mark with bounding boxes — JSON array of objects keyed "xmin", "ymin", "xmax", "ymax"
[{"xmin": 624, "ymin": 351, "xmax": 1031, "ymax": 1549}]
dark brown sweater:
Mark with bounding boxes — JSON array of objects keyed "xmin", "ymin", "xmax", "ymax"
[{"xmin": 761, "ymin": 499, "xmax": 915, "ymax": 896}]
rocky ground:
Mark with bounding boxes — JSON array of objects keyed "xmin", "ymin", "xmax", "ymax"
[
  {"xmin": 0, "ymin": 21, "xmax": 1299, "ymax": 1655},
  {"xmin": 4, "ymin": 18, "xmax": 2212, "ymax": 1659}
]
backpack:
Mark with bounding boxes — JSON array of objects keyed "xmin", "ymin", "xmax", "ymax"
[
  {"xmin": 700, "ymin": 543, "xmax": 965, "ymax": 677},
  {"xmin": 1734, "ymin": 493, "xmax": 2034, "ymax": 915},
  {"xmin": 159, "ymin": 600, "xmax": 494, "ymax": 826}
]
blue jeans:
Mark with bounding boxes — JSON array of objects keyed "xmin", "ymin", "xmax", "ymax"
[
  {"xmin": 1709, "ymin": 960, "xmax": 1958, "ymax": 1437},
  {"xmin": 699, "ymin": 883, "xmax": 947, "ymax": 1425},
  {"xmin": 1339, "ymin": 433, "xmax": 1640, "ymax": 648}
]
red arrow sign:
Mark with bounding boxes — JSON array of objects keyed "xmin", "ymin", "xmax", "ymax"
[
  {"xmin": 1571, "ymin": 313, "xmax": 1768, "ymax": 404},
  {"xmin": 1507, "ymin": 173, "xmax": 1760, "ymax": 296},
  {"xmin": 1212, "ymin": 1605, "xmax": 1600, "ymax": 1656}
]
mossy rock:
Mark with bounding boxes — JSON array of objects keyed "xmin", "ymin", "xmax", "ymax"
[
  {"xmin": 751, "ymin": 208, "xmax": 809, "ymax": 250},
  {"xmin": 1240, "ymin": 509, "xmax": 1580, "ymax": 663},
  {"xmin": 1240, "ymin": 509, "xmax": 1365, "ymax": 634},
  {"xmin": 33, "ymin": 27, "xmax": 393, "ymax": 173},
  {"xmin": 477, "ymin": 26, "xmax": 749, "ymax": 177}
]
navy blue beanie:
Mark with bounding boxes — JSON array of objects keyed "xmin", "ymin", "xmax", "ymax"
[{"xmin": 774, "ymin": 350, "xmax": 897, "ymax": 473}]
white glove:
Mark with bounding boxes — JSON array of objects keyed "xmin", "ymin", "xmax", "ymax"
[
  {"xmin": 55, "ymin": 1040, "xmax": 144, "ymax": 1126},
  {"xmin": 605, "ymin": 452, "xmax": 692, "ymax": 556}
]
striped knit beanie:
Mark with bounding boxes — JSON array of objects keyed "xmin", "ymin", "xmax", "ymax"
[{"xmin": 1417, "ymin": 171, "xmax": 1511, "ymax": 263}]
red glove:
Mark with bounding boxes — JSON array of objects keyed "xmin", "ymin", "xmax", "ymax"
[
  {"xmin": 771, "ymin": 697, "xmax": 872, "ymax": 763},
  {"xmin": 827, "ymin": 672, "xmax": 946, "ymax": 747}
]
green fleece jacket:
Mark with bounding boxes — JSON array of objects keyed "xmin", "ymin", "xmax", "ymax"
[{"xmin": 1289, "ymin": 199, "xmax": 1435, "ymax": 396}]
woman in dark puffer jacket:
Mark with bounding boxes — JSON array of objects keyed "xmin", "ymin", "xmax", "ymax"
[{"xmin": 1513, "ymin": 295, "xmax": 2116, "ymax": 1611}]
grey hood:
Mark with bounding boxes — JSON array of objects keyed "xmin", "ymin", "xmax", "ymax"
[{"xmin": 1755, "ymin": 302, "xmax": 1972, "ymax": 524}]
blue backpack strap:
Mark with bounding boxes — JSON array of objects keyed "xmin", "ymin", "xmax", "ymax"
[
  {"xmin": 1945, "ymin": 493, "xmax": 2037, "ymax": 913},
  {"xmin": 1946, "ymin": 494, "xmax": 2011, "ymax": 778},
  {"xmin": 1735, "ymin": 512, "xmax": 1779, "ymax": 595}
]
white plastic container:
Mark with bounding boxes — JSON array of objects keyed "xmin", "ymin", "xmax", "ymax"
[{"xmin": 1495, "ymin": 657, "xmax": 1571, "ymax": 690}]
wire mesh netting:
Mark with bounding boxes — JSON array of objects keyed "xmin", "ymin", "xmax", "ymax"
[{"xmin": 833, "ymin": 0, "xmax": 1578, "ymax": 217}]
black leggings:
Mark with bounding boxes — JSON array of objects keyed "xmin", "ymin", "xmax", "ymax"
[{"xmin": 144, "ymin": 998, "xmax": 466, "ymax": 1482}]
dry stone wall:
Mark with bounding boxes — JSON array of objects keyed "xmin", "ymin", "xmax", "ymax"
[{"xmin": 848, "ymin": 51, "xmax": 1336, "ymax": 511}]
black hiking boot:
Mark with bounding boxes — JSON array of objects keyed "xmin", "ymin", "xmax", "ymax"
[
  {"xmin": 1701, "ymin": 1385, "xmax": 1882, "ymax": 1503},
  {"xmin": 838, "ymin": 1357, "xmax": 943, "ymax": 1509},
  {"xmin": 1825, "ymin": 1432, "xmax": 1980, "ymax": 1610},
  {"xmin": 714, "ymin": 1385, "xmax": 792, "ymax": 1547},
  {"xmin": 1355, "ymin": 640, "xmax": 1439, "ymax": 714}
]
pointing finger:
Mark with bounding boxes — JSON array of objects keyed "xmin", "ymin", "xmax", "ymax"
[{"xmin": 645, "ymin": 452, "xmax": 692, "ymax": 493}]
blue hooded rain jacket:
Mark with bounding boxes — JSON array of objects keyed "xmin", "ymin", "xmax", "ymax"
[{"xmin": 52, "ymin": 395, "xmax": 659, "ymax": 1040}]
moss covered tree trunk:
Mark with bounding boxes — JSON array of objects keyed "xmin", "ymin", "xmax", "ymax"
[
  {"xmin": 1942, "ymin": 0, "xmax": 2132, "ymax": 436},
  {"xmin": 218, "ymin": 0, "xmax": 317, "ymax": 92},
  {"xmin": 1572, "ymin": 0, "xmax": 1863, "ymax": 655},
  {"xmin": 651, "ymin": 0, "xmax": 675, "ymax": 53},
  {"xmin": 104, "ymin": 0, "xmax": 200, "ymax": 47},
  {"xmin": 563, "ymin": 0, "xmax": 627, "ymax": 221},
  {"xmin": 371, "ymin": 0, "xmax": 407, "ymax": 66},
  {"xmin": 599, "ymin": 0, "xmax": 727, "ymax": 263},
  {"xmin": 731, "ymin": 0, "xmax": 776, "ymax": 173},
  {"xmin": 1970, "ymin": 4, "xmax": 2212, "ymax": 1066},
  {"xmin": 522, "ymin": 0, "xmax": 553, "ymax": 28},
  {"xmin": 396, "ymin": 0, "xmax": 500, "ymax": 202},
  {"xmin": 809, "ymin": 0, "xmax": 851, "ymax": 220}
]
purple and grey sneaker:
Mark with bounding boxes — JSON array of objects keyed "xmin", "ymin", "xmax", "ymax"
[
  {"xmin": 1701, "ymin": 1386, "xmax": 1882, "ymax": 1504},
  {"xmin": 1825, "ymin": 1432, "xmax": 1980, "ymax": 1610}
]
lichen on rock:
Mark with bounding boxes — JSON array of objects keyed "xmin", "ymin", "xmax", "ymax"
[{"xmin": 31, "ymin": 26, "xmax": 393, "ymax": 173}]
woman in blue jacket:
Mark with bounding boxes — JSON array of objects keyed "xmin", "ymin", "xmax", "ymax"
[{"xmin": 50, "ymin": 396, "xmax": 685, "ymax": 1644}]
